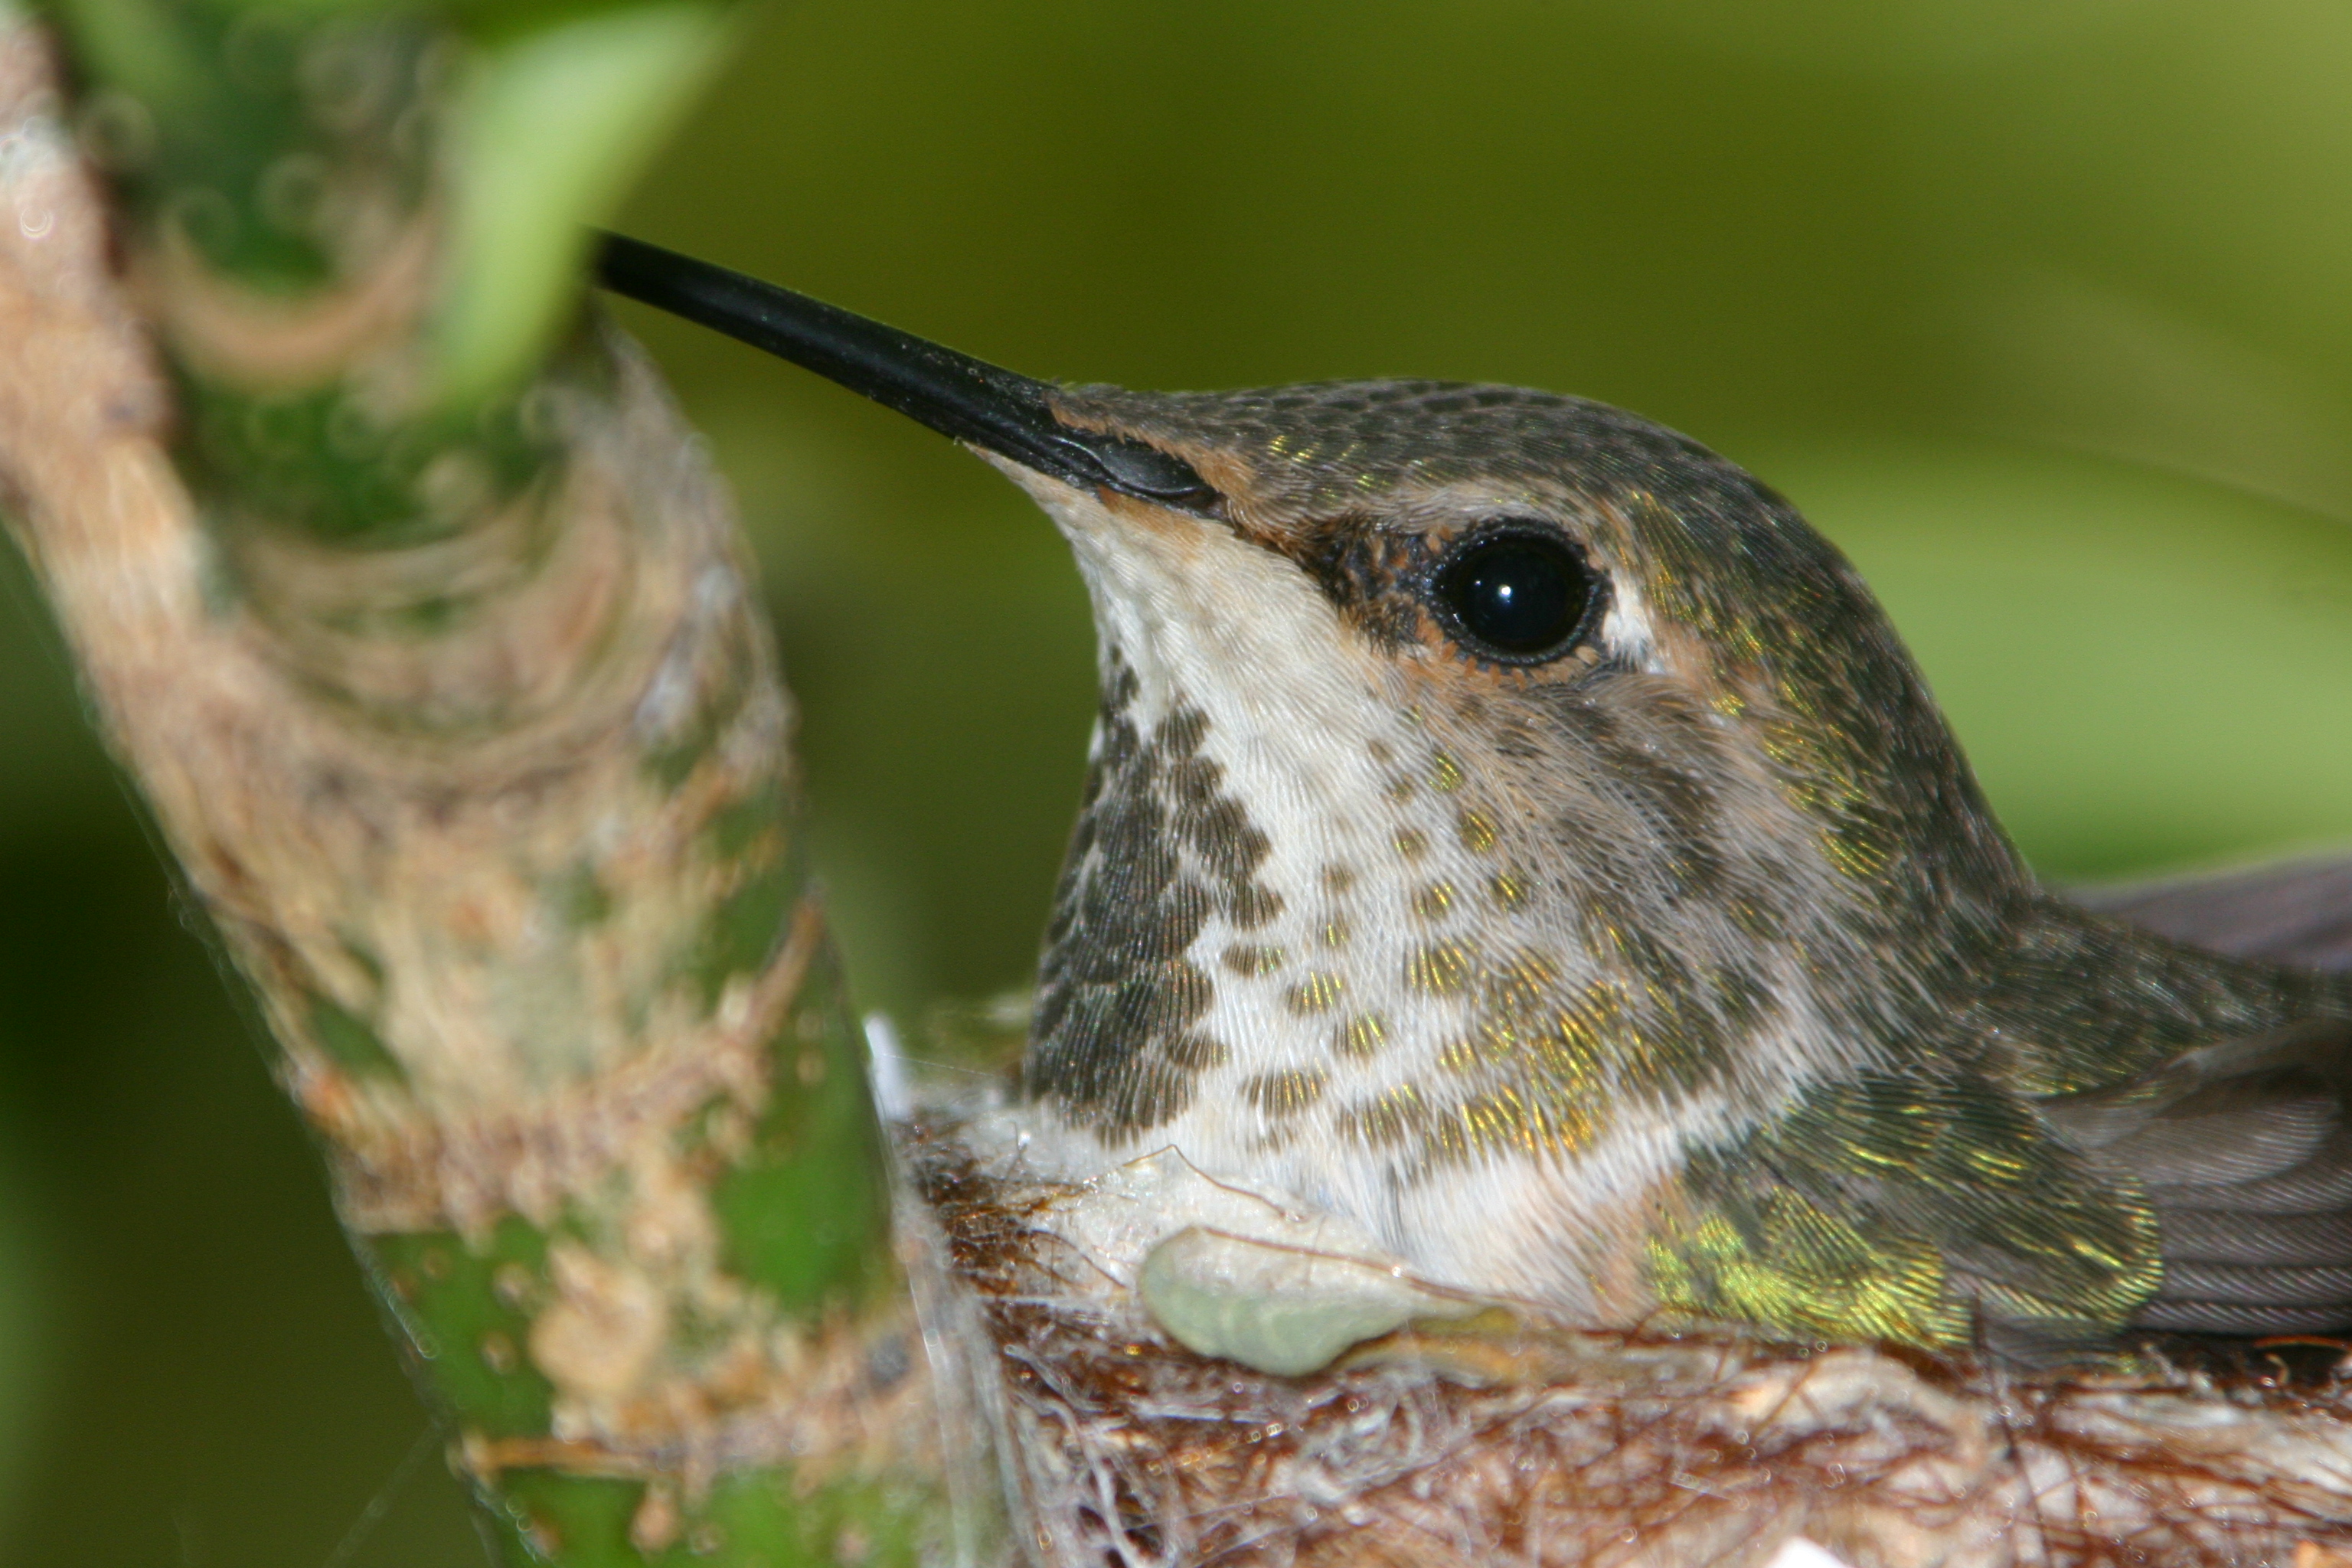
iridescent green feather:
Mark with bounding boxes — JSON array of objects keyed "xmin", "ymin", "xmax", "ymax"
[{"xmin": 1648, "ymin": 1073, "xmax": 2163, "ymax": 1350}]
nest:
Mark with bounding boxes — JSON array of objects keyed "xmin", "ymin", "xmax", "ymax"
[{"xmin": 895, "ymin": 1112, "xmax": 2352, "ymax": 1568}]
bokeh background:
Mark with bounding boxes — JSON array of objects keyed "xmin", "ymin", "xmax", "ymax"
[{"xmin": 3, "ymin": 0, "xmax": 2351, "ymax": 1560}]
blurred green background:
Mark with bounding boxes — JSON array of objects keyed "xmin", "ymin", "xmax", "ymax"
[{"xmin": 3, "ymin": 0, "xmax": 2351, "ymax": 1560}]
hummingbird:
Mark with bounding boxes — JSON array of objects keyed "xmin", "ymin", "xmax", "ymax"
[{"xmin": 598, "ymin": 234, "xmax": 2352, "ymax": 1358}]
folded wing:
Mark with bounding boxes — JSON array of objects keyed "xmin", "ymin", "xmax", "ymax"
[{"xmin": 2054, "ymin": 852, "xmax": 2352, "ymax": 1333}]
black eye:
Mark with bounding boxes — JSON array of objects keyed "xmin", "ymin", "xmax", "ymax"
[{"xmin": 1430, "ymin": 529, "xmax": 1601, "ymax": 662}]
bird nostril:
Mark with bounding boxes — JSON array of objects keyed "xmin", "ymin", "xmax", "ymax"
[{"xmin": 1081, "ymin": 436, "xmax": 1222, "ymax": 509}]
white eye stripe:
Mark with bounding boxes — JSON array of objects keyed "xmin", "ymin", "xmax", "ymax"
[{"xmin": 1599, "ymin": 575, "xmax": 1663, "ymax": 673}]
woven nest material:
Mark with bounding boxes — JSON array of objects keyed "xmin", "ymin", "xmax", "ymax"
[{"xmin": 895, "ymin": 1108, "xmax": 2352, "ymax": 1568}]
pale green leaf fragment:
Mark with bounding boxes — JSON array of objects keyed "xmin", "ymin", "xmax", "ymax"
[
  {"xmin": 432, "ymin": 0, "xmax": 731, "ymax": 408},
  {"xmin": 1138, "ymin": 1225, "xmax": 1478, "ymax": 1377}
]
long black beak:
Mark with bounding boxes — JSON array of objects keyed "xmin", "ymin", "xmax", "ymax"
[{"xmin": 595, "ymin": 234, "xmax": 1220, "ymax": 514}]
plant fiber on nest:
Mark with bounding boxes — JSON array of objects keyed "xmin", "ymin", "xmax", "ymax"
[{"xmin": 896, "ymin": 1104, "xmax": 2352, "ymax": 1568}]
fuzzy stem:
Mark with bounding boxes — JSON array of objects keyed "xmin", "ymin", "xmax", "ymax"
[{"xmin": 0, "ymin": 9, "xmax": 976, "ymax": 1563}]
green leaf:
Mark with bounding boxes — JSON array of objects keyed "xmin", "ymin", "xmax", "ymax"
[{"xmin": 432, "ymin": 0, "xmax": 733, "ymax": 407}]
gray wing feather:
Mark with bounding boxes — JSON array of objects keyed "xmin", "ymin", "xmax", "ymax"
[
  {"xmin": 2130, "ymin": 1300, "xmax": 2352, "ymax": 1334},
  {"xmin": 2099, "ymin": 1088, "xmax": 2334, "ymax": 1185},
  {"xmin": 2151, "ymin": 1130, "xmax": 2352, "ymax": 1214},
  {"xmin": 2037, "ymin": 1025, "xmax": 2352, "ymax": 1334},
  {"xmin": 2157, "ymin": 1261, "xmax": 2352, "ymax": 1306},
  {"xmin": 2073, "ymin": 853, "xmax": 2352, "ymax": 972},
  {"xmin": 2138, "ymin": 1080, "xmax": 2352, "ymax": 1327},
  {"xmin": 2157, "ymin": 1208, "xmax": 2352, "ymax": 1266},
  {"xmin": 2051, "ymin": 853, "xmax": 2352, "ymax": 1334}
]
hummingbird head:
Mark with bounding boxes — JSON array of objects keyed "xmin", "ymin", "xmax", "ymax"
[
  {"xmin": 599, "ymin": 239, "xmax": 2034, "ymax": 1295},
  {"xmin": 1008, "ymin": 379, "xmax": 2027, "ymax": 1136}
]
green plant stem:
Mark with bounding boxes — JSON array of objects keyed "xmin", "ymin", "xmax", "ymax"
[{"xmin": 0, "ymin": 6, "xmax": 972, "ymax": 1563}]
